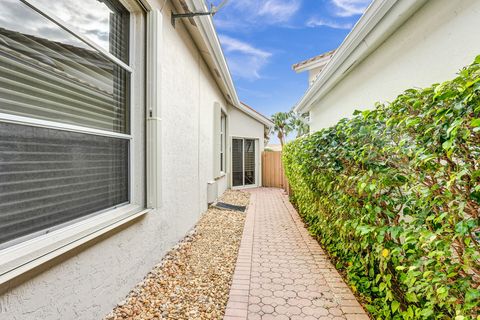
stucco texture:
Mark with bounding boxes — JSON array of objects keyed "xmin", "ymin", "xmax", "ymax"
[
  {"xmin": 227, "ymin": 105, "xmax": 266, "ymax": 188},
  {"xmin": 0, "ymin": 1, "xmax": 232, "ymax": 319}
]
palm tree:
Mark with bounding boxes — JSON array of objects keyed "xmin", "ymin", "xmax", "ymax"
[
  {"xmin": 271, "ymin": 111, "xmax": 292, "ymax": 148},
  {"xmin": 289, "ymin": 113, "xmax": 309, "ymax": 138}
]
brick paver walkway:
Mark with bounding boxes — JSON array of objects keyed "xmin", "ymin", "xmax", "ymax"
[{"xmin": 224, "ymin": 188, "xmax": 369, "ymax": 320}]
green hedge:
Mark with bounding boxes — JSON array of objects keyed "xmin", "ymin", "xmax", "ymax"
[{"xmin": 283, "ymin": 56, "xmax": 480, "ymax": 319}]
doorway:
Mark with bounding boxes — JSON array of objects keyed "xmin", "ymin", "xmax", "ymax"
[{"xmin": 232, "ymin": 138, "xmax": 257, "ymax": 188}]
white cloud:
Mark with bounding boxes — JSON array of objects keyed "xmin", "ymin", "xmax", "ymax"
[
  {"xmin": 214, "ymin": 0, "xmax": 301, "ymax": 30},
  {"xmin": 219, "ymin": 35, "xmax": 271, "ymax": 59},
  {"xmin": 306, "ymin": 18, "xmax": 353, "ymax": 29},
  {"xmin": 218, "ymin": 35, "xmax": 272, "ymax": 80},
  {"xmin": 331, "ymin": 0, "xmax": 370, "ymax": 17},
  {"xmin": 257, "ymin": 0, "xmax": 302, "ymax": 23}
]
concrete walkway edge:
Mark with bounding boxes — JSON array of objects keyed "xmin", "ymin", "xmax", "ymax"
[{"xmin": 224, "ymin": 191, "xmax": 257, "ymax": 319}]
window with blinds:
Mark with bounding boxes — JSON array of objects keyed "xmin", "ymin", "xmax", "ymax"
[
  {"xmin": 0, "ymin": 122, "xmax": 129, "ymax": 245},
  {"xmin": 0, "ymin": 0, "xmax": 130, "ymax": 133},
  {"xmin": 27, "ymin": 0, "xmax": 130, "ymax": 63},
  {"xmin": 0, "ymin": 0, "xmax": 134, "ymax": 247}
]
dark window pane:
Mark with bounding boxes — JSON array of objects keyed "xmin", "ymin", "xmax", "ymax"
[
  {"xmin": 0, "ymin": 0, "xmax": 130, "ymax": 133},
  {"xmin": 0, "ymin": 122, "xmax": 129, "ymax": 246},
  {"xmin": 220, "ymin": 153, "xmax": 224, "ymax": 172},
  {"xmin": 232, "ymin": 138, "xmax": 243, "ymax": 187}
]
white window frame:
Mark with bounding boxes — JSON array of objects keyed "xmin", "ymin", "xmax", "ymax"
[{"xmin": 0, "ymin": 0, "xmax": 150, "ymax": 284}]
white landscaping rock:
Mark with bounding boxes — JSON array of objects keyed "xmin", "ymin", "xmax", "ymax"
[{"xmin": 104, "ymin": 190, "xmax": 250, "ymax": 320}]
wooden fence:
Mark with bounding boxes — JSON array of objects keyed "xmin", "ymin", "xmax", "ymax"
[{"xmin": 262, "ymin": 151, "xmax": 290, "ymax": 194}]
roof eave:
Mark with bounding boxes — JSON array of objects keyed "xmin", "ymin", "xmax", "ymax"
[
  {"xmin": 239, "ymin": 103, "xmax": 274, "ymax": 128},
  {"xmin": 292, "ymin": 54, "xmax": 333, "ymax": 73},
  {"xmin": 179, "ymin": 1, "xmax": 273, "ymax": 127},
  {"xmin": 293, "ymin": 0, "xmax": 428, "ymax": 114},
  {"xmin": 183, "ymin": 0, "xmax": 241, "ymax": 106}
]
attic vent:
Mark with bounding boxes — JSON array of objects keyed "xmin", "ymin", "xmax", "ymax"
[{"xmin": 214, "ymin": 68, "xmax": 221, "ymax": 78}]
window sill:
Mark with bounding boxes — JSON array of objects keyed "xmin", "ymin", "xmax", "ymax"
[{"xmin": 0, "ymin": 205, "xmax": 150, "ymax": 285}]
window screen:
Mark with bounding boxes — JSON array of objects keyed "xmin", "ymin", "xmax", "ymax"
[{"xmin": 0, "ymin": 122, "xmax": 129, "ymax": 246}]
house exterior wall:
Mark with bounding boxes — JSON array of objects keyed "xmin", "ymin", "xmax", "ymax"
[
  {"xmin": 308, "ymin": 67, "xmax": 322, "ymax": 86},
  {"xmin": 0, "ymin": 1, "xmax": 230, "ymax": 319},
  {"xmin": 309, "ymin": 0, "xmax": 480, "ymax": 131},
  {"xmin": 227, "ymin": 105, "xmax": 266, "ymax": 187}
]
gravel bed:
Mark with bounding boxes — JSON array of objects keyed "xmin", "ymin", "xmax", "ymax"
[{"xmin": 104, "ymin": 190, "xmax": 250, "ymax": 320}]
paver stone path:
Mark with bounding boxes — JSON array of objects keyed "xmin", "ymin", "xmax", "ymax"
[{"xmin": 224, "ymin": 188, "xmax": 369, "ymax": 320}]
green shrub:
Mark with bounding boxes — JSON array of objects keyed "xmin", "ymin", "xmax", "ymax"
[{"xmin": 283, "ymin": 56, "xmax": 480, "ymax": 319}]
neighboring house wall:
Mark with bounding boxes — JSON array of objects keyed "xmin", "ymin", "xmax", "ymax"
[
  {"xmin": 0, "ymin": 1, "xmax": 230, "ymax": 319},
  {"xmin": 308, "ymin": 67, "xmax": 322, "ymax": 86},
  {"xmin": 309, "ymin": 0, "xmax": 480, "ymax": 131},
  {"xmin": 227, "ymin": 105, "xmax": 266, "ymax": 187}
]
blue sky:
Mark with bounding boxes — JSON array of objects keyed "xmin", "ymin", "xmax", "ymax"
[{"xmin": 213, "ymin": 0, "xmax": 372, "ymax": 118}]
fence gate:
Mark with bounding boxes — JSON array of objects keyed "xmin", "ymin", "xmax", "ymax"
[{"xmin": 262, "ymin": 151, "xmax": 290, "ymax": 193}]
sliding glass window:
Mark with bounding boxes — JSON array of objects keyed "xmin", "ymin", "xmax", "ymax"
[{"xmin": 0, "ymin": 0, "xmax": 143, "ymax": 247}]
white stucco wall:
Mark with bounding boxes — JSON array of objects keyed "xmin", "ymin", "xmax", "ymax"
[
  {"xmin": 308, "ymin": 67, "xmax": 322, "ymax": 86},
  {"xmin": 227, "ymin": 105, "xmax": 266, "ymax": 187},
  {"xmin": 309, "ymin": 0, "xmax": 480, "ymax": 131},
  {"xmin": 0, "ymin": 1, "xmax": 229, "ymax": 319}
]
